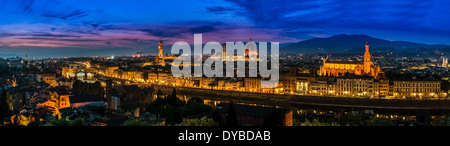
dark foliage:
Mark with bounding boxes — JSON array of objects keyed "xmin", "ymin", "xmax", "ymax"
[
  {"xmin": 0, "ymin": 90, "xmax": 9, "ymax": 122},
  {"xmin": 263, "ymin": 106, "xmax": 283, "ymax": 126},
  {"xmin": 145, "ymin": 88, "xmax": 213, "ymax": 125},
  {"xmin": 224, "ymin": 102, "xmax": 238, "ymax": 126},
  {"xmin": 212, "ymin": 109, "xmax": 223, "ymax": 126},
  {"xmin": 72, "ymin": 80, "xmax": 105, "ymax": 96}
]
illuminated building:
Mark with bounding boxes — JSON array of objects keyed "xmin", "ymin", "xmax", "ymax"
[
  {"xmin": 217, "ymin": 79, "xmax": 244, "ymax": 91},
  {"xmin": 244, "ymin": 38, "xmax": 258, "ymax": 61},
  {"xmin": 23, "ymin": 89, "xmax": 65, "ymax": 122},
  {"xmin": 245, "ymin": 77, "xmax": 261, "ymax": 93},
  {"xmin": 310, "ymin": 79, "xmax": 336, "ymax": 96},
  {"xmin": 282, "ymin": 68, "xmax": 317, "ymax": 94},
  {"xmin": 105, "ymin": 66, "xmax": 119, "ymax": 75},
  {"xmin": 442, "ymin": 57, "xmax": 448, "ymax": 68},
  {"xmin": 155, "ymin": 40, "xmax": 177, "ymax": 66},
  {"xmin": 7, "ymin": 57, "xmax": 23, "ymax": 68},
  {"xmin": 158, "ymin": 40, "xmax": 163, "ymax": 58},
  {"xmin": 221, "ymin": 38, "xmax": 259, "ymax": 62},
  {"xmin": 393, "ymin": 80, "xmax": 442, "ymax": 98},
  {"xmin": 11, "ymin": 75, "xmax": 17, "ymax": 87},
  {"xmin": 200, "ymin": 77, "xmax": 216, "ymax": 89},
  {"xmin": 148, "ymin": 72, "xmax": 173, "ymax": 85},
  {"xmin": 336, "ymin": 76, "xmax": 378, "ymax": 97},
  {"xmin": 173, "ymin": 76, "xmax": 193, "ymax": 87},
  {"xmin": 58, "ymin": 95, "xmax": 71, "ymax": 109},
  {"xmin": 379, "ymin": 78, "xmax": 389, "ymax": 97},
  {"xmin": 320, "ymin": 41, "xmax": 382, "ymax": 78},
  {"xmin": 36, "ymin": 73, "xmax": 58, "ymax": 87}
]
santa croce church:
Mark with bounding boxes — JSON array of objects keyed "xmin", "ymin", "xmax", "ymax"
[{"xmin": 319, "ymin": 41, "xmax": 382, "ymax": 79}]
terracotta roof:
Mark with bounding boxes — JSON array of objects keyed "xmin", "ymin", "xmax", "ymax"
[{"xmin": 325, "ymin": 60, "xmax": 362, "ymax": 64}]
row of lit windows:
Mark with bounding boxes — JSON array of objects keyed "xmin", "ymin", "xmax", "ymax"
[
  {"xmin": 394, "ymin": 83, "xmax": 439, "ymax": 87},
  {"xmin": 394, "ymin": 89, "xmax": 439, "ymax": 92},
  {"xmin": 339, "ymin": 88, "xmax": 369, "ymax": 91}
]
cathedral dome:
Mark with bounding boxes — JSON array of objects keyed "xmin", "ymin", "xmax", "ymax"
[{"xmin": 244, "ymin": 38, "xmax": 258, "ymax": 57}]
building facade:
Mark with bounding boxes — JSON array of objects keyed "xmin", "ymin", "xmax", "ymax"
[
  {"xmin": 336, "ymin": 76, "xmax": 378, "ymax": 98},
  {"xmin": 393, "ymin": 80, "xmax": 441, "ymax": 98},
  {"xmin": 320, "ymin": 41, "xmax": 382, "ymax": 78}
]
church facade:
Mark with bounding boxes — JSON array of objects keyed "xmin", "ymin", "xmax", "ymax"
[{"xmin": 319, "ymin": 41, "xmax": 382, "ymax": 78}]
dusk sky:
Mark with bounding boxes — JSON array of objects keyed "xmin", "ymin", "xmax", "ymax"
[{"xmin": 0, "ymin": 0, "xmax": 449, "ymax": 58}]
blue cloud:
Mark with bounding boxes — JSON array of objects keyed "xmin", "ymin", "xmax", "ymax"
[
  {"xmin": 188, "ymin": 26, "xmax": 216, "ymax": 33},
  {"xmin": 210, "ymin": 0, "xmax": 450, "ymax": 43}
]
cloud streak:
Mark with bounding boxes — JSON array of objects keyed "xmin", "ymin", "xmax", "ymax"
[
  {"xmin": 208, "ymin": 0, "xmax": 449, "ymax": 42},
  {"xmin": 0, "ymin": 0, "xmax": 449, "ymax": 58}
]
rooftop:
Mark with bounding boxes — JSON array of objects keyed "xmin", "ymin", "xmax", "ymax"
[{"xmin": 325, "ymin": 60, "xmax": 362, "ymax": 64}]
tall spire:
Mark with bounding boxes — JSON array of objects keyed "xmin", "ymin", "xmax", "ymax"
[
  {"xmin": 364, "ymin": 40, "xmax": 371, "ymax": 63},
  {"xmin": 158, "ymin": 40, "xmax": 163, "ymax": 58},
  {"xmin": 365, "ymin": 40, "xmax": 369, "ymax": 52}
]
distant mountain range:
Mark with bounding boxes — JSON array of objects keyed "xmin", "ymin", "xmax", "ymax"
[
  {"xmin": 281, "ymin": 34, "xmax": 450, "ymax": 54},
  {"xmin": 4, "ymin": 34, "xmax": 449, "ymax": 59}
]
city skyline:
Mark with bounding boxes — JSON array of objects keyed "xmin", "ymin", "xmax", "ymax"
[
  {"xmin": 5, "ymin": 1, "xmax": 450, "ymax": 143},
  {"xmin": 1, "ymin": 0, "xmax": 450, "ymax": 58}
]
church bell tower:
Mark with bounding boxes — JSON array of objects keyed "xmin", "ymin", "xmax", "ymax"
[
  {"xmin": 363, "ymin": 40, "xmax": 372, "ymax": 74},
  {"xmin": 364, "ymin": 40, "xmax": 370, "ymax": 62},
  {"xmin": 158, "ymin": 40, "xmax": 163, "ymax": 58}
]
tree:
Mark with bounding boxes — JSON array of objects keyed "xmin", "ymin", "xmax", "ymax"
[
  {"xmin": 303, "ymin": 118, "xmax": 341, "ymax": 126},
  {"xmin": 171, "ymin": 88, "xmax": 177, "ymax": 97},
  {"xmin": 72, "ymin": 80, "xmax": 81, "ymax": 90},
  {"xmin": 212, "ymin": 109, "xmax": 223, "ymax": 126},
  {"xmin": 27, "ymin": 121, "xmax": 42, "ymax": 126},
  {"xmin": 42, "ymin": 117, "xmax": 87, "ymax": 126},
  {"xmin": 347, "ymin": 110, "xmax": 365, "ymax": 126},
  {"xmin": 431, "ymin": 74, "xmax": 441, "ymax": 80},
  {"xmin": 224, "ymin": 102, "xmax": 238, "ymax": 126},
  {"xmin": 0, "ymin": 89, "xmax": 9, "ymax": 123},
  {"xmin": 179, "ymin": 102, "xmax": 212, "ymax": 117},
  {"xmin": 160, "ymin": 104, "xmax": 182, "ymax": 125},
  {"xmin": 264, "ymin": 106, "xmax": 281, "ymax": 126},
  {"xmin": 93, "ymin": 81, "xmax": 104, "ymax": 95},
  {"xmin": 165, "ymin": 88, "xmax": 183, "ymax": 108},
  {"xmin": 122, "ymin": 119, "xmax": 152, "ymax": 126},
  {"xmin": 70, "ymin": 117, "xmax": 86, "ymax": 126},
  {"xmin": 72, "ymin": 80, "xmax": 104, "ymax": 96},
  {"xmin": 156, "ymin": 89, "xmax": 164, "ymax": 98},
  {"xmin": 175, "ymin": 117, "xmax": 217, "ymax": 126},
  {"xmin": 146, "ymin": 97, "xmax": 164, "ymax": 114},
  {"xmin": 0, "ymin": 61, "xmax": 10, "ymax": 75},
  {"xmin": 187, "ymin": 97, "xmax": 203, "ymax": 104}
]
